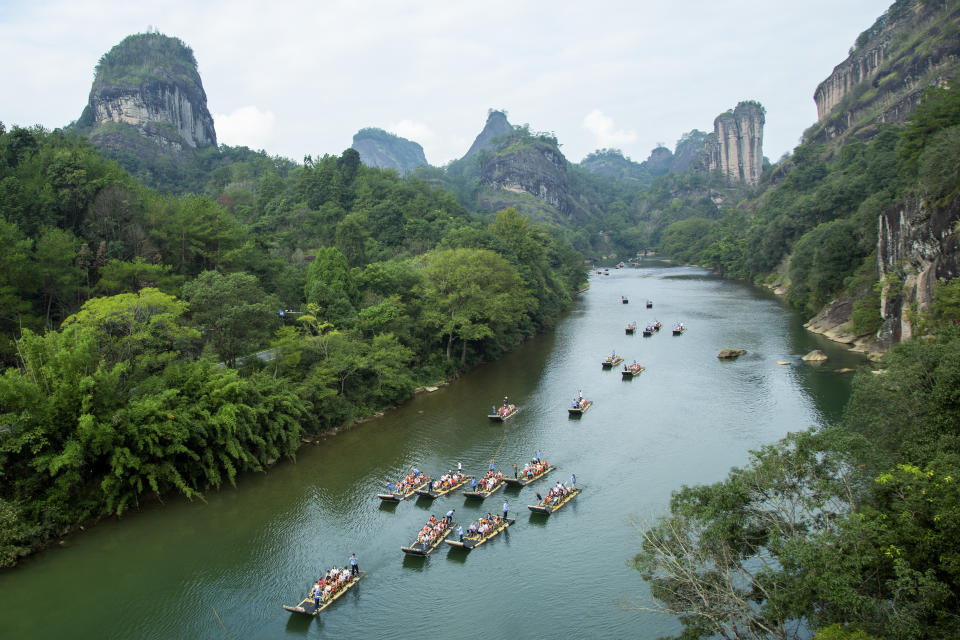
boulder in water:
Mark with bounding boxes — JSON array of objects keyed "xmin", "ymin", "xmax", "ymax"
[
  {"xmin": 717, "ymin": 348, "xmax": 746, "ymax": 359},
  {"xmin": 802, "ymin": 350, "xmax": 828, "ymax": 362}
]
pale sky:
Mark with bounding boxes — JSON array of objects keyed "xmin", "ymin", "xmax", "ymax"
[{"xmin": 2, "ymin": 0, "xmax": 893, "ymax": 167}]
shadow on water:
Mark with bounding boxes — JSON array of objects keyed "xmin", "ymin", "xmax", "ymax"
[
  {"xmin": 378, "ymin": 501, "xmax": 399, "ymax": 513},
  {"xmin": 527, "ymin": 513, "xmax": 549, "ymax": 527},
  {"xmin": 401, "ymin": 554, "xmax": 427, "ymax": 571},
  {"xmin": 445, "ymin": 548, "xmax": 469, "ymax": 564},
  {"xmin": 284, "ymin": 614, "xmax": 314, "ymax": 634}
]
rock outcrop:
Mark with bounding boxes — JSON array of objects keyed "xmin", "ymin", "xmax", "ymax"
[
  {"xmin": 876, "ymin": 192, "xmax": 960, "ymax": 346},
  {"xmin": 74, "ymin": 33, "xmax": 217, "ymax": 157},
  {"xmin": 706, "ymin": 102, "xmax": 765, "ymax": 186},
  {"xmin": 463, "ymin": 110, "xmax": 513, "ymax": 160},
  {"xmin": 351, "ymin": 128, "xmax": 428, "ymax": 175},
  {"xmin": 810, "ymin": 0, "xmax": 960, "ymax": 144}
]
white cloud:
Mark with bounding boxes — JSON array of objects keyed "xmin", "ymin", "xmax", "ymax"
[
  {"xmin": 213, "ymin": 105, "xmax": 276, "ymax": 150},
  {"xmin": 582, "ymin": 109, "xmax": 638, "ymax": 150},
  {"xmin": 387, "ymin": 119, "xmax": 436, "ymax": 146}
]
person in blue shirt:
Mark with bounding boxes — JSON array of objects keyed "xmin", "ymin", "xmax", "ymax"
[
  {"xmin": 570, "ymin": 474, "xmax": 577, "ymax": 488},
  {"xmin": 456, "ymin": 524, "xmax": 464, "ymax": 542},
  {"xmin": 535, "ymin": 449, "xmax": 541, "ymax": 462},
  {"xmin": 502, "ymin": 500, "xmax": 509, "ymax": 520},
  {"xmin": 489, "ymin": 459, "xmax": 495, "ymax": 472},
  {"xmin": 349, "ymin": 553, "xmax": 359, "ymax": 577},
  {"xmin": 471, "ymin": 477, "xmax": 478, "ymax": 490},
  {"xmin": 445, "ymin": 508, "xmax": 455, "ymax": 523}
]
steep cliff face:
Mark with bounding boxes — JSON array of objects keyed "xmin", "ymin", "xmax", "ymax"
[
  {"xmin": 810, "ymin": 0, "xmax": 960, "ymax": 144},
  {"xmin": 877, "ymin": 193, "xmax": 960, "ymax": 345},
  {"xmin": 479, "ymin": 135, "xmax": 571, "ymax": 215},
  {"xmin": 462, "ymin": 110, "xmax": 513, "ymax": 160},
  {"xmin": 75, "ymin": 33, "xmax": 217, "ymax": 156},
  {"xmin": 707, "ymin": 102, "xmax": 765, "ymax": 186},
  {"xmin": 351, "ymin": 128, "xmax": 428, "ymax": 175}
]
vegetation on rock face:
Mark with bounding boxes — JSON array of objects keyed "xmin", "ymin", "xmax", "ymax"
[{"xmin": 0, "ymin": 121, "xmax": 585, "ymax": 566}]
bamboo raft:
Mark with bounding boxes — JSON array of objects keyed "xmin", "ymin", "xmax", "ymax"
[
  {"xmin": 642, "ymin": 326, "xmax": 654, "ymax": 337},
  {"xmin": 282, "ymin": 571, "xmax": 366, "ymax": 616},
  {"xmin": 401, "ymin": 523, "xmax": 454, "ymax": 556},
  {"xmin": 528, "ymin": 488, "xmax": 581, "ymax": 514},
  {"xmin": 646, "ymin": 300, "xmax": 653, "ymax": 308},
  {"xmin": 568, "ymin": 400, "xmax": 592, "ymax": 416},
  {"xmin": 377, "ymin": 477, "xmax": 430, "ymax": 502},
  {"xmin": 488, "ymin": 405, "xmax": 519, "ymax": 422},
  {"xmin": 622, "ymin": 365, "xmax": 644, "ymax": 378},
  {"xmin": 601, "ymin": 355, "xmax": 623, "ymax": 368},
  {"xmin": 621, "ymin": 296, "xmax": 629, "ymax": 304},
  {"xmin": 415, "ymin": 474, "xmax": 473, "ymax": 499},
  {"xmin": 625, "ymin": 322, "xmax": 637, "ymax": 335},
  {"xmin": 462, "ymin": 477, "xmax": 506, "ymax": 499},
  {"xmin": 504, "ymin": 465, "xmax": 555, "ymax": 487},
  {"xmin": 672, "ymin": 324, "xmax": 686, "ymax": 336},
  {"xmin": 444, "ymin": 518, "xmax": 515, "ymax": 550}
]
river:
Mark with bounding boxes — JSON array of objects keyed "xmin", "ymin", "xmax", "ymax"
[{"xmin": 0, "ymin": 261, "xmax": 867, "ymax": 639}]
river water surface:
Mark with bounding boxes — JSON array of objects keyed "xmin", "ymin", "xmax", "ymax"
[{"xmin": 0, "ymin": 262, "xmax": 867, "ymax": 639}]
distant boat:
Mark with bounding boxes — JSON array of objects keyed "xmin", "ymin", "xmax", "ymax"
[
  {"xmin": 601, "ymin": 354, "xmax": 623, "ymax": 368},
  {"xmin": 625, "ymin": 321, "xmax": 637, "ymax": 335},
  {"xmin": 642, "ymin": 325, "xmax": 654, "ymax": 337},
  {"xmin": 463, "ymin": 475, "xmax": 506, "ymax": 499},
  {"xmin": 415, "ymin": 472, "xmax": 473, "ymax": 499},
  {"xmin": 377, "ymin": 473, "xmax": 429, "ymax": 502},
  {"xmin": 568, "ymin": 399, "xmax": 592, "ymax": 416},
  {"xmin": 621, "ymin": 296, "xmax": 629, "ymax": 304},
  {"xmin": 646, "ymin": 300, "xmax": 653, "ymax": 308},
  {"xmin": 622, "ymin": 363, "xmax": 644, "ymax": 378},
  {"xmin": 488, "ymin": 403, "xmax": 518, "ymax": 421},
  {"xmin": 672, "ymin": 323, "xmax": 686, "ymax": 336},
  {"xmin": 504, "ymin": 462, "xmax": 556, "ymax": 487}
]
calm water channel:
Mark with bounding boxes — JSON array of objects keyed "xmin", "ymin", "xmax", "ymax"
[{"xmin": 0, "ymin": 261, "xmax": 867, "ymax": 639}]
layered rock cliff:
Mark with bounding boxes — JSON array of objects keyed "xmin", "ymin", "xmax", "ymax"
[
  {"xmin": 74, "ymin": 33, "xmax": 217, "ymax": 159},
  {"xmin": 351, "ymin": 128, "xmax": 428, "ymax": 175},
  {"xmin": 706, "ymin": 102, "xmax": 765, "ymax": 186},
  {"xmin": 810, "ymin": 0, "xmax": 960, "ymax": 144}
]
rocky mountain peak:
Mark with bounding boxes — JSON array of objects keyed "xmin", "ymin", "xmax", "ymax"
[
  {"xmin": 351, "ymin": 128, "xmax": 428, "ymax": 175},
  {"xmin": 75, "ymin": 32, "xmax": 217, "ymax": 154},
  {"xmin": 462, "ymin": 109, "xmax": 513, "ymax": 160}
]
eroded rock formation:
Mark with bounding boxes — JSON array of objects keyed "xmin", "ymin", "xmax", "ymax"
[
  {"xmin": 351, "ymin": 128, "xmax": 428, "ymax": 175},
  {"xmin": 706, "ymin": 102, "xmax": 765, "ymax": 186}
]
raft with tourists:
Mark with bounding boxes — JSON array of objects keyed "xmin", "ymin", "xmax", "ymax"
[
  {"xmin": 621, "ymin": 296, "xmax": 629, "ymax": 304},
  {"xmin": 622, "ymin": 362, "xmax": 644, "ymax": 378},
  {"xmin": 377, "ymin": 470, "xmax": 429, "ymax": 502},
  {"xmin": 283, "ymin": 570, "xmax": 365, "ymax": 616},
  {"xmin": 528, "ymin": 486, "xmax": 581, "ymax": 515},
  {"xmin": 625, "ymin": 321, "xmax": 637, "ymax": 335},
  {"xmin": 462, "ymin": 471, "xmax": 506, "ymax": 499},
  {"xmin": 504, "ymin": 460, "xmax": 555, "ymax": 487},
  {"xmin": 488, "ymin": 399, "xmax": 518, "ymax": 422},
  {"xmin": 415, "ymin": 471, "xmax": 472, "ymax": 499},
  {"xmin": 568, "ymin": 397, "xmax": 592, "ymax": 416},
  {"xmin": 401, "ymin": 515, "xmax": 454, "ymax": 556},
  {"xmin": 672, "ymin": 322, "xmax": 686, "ymax": 336},
  {"xmin": 444, "ymin": 515, "xmax": 515, "ymax": 550},
  {"xmin": 646, "ymin": 300, "xmax": 653, "ymax": 308},
  {"xmin": 601, "ymin": 353, "xmax": 623, "ymax": 368}
]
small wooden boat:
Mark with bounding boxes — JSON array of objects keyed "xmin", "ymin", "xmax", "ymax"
[
  {"xmin": 653, "ymin": 321, "xmax": 663, "ymax": 332},
  {"xmin": 504, "ymin": 464, "xmax": 556, "ymax": 486},
  {"xmin": 646, "ymin": 300, "xmax": 653, "ymax": 308},
  {"xmin": 415, "ymin": 474, "xmax": 473, "ymax": 499},
  {"xmin": 463, "ymin": 476, "xmax": 506, "ymax": 499},
  {"xmin": 283, "ymin": 571, "xmax": 365, "ymax": 616},
  {"xmin": 528, "ymin": 488, "xmax": 581, "ymax": 514},
  {"xmin": 377, "ymin": 475, "xmax": 430, "ymax": 502},
  {"xmin": 568, "ymin": 400, "xmax": 592, "ymax": 416},
  {"xmin": 445, "ymin": 517, "xmax": 515, "ymax": 550},
  {"xmin": 672, "ymin": 323, "xmax": 686, "ymax": 336},
  {"xmin": 622, "ymin": 363, "xmax": 644, "ymax": 378},
  {"xmin": 621, "ymin": 296, "xmax": 629, "ymax": 304},
  {"xmin": 625, "ymin": 322, "xmax": 637, "ymax": 335},
  {"xmin": 401, "ymin": 519, "xmax": 454, "ymax": 556},
  {"xmin": 601, "ymin": 354, "xmax": 623, "ymax": 368},
  {"xmin": 642, "ymin": 326, "xmax": 654, "ymax": 337},
  {"xmin": 488, "ymin": 403, "xmax": 518, "ymax": 421}
]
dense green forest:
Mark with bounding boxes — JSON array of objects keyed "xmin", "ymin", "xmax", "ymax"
[{"xmin": 0, "ymin": 123, "xmax": 585, "ymax": 566}]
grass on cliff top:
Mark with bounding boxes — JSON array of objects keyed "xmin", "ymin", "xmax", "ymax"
[{"xmin": 94, "ymin": 32, "xmax": 201, "ymax": 90}]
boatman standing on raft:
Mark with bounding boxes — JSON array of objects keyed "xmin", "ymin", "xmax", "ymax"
[
  {"xmin": 350, "ymin": 553, "xmax": 359, "ymax": 577},
  {"xmin": 503, "ymin": 499, "xmax": 509, "ymax": 520},
  {"xmin": 445, "ymin": 508, "xmax": 455, "ymax": 523}
]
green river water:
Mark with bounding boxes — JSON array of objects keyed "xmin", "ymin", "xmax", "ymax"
[{"xmin": 0, "ymin": 261, "xmax": 867, "ymax": 639}]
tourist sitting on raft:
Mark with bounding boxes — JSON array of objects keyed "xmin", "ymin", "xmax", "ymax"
[
  {"xmin": 314, "ymin": 562, "xmax": 354, "ymax": 603},
  {"xmin": 465, "ymin": 513, "xmax": 504, "ymax": 537},
  {"xmin": 417, "ymin": 514, "xmax": 451, "ymax": 546},
  {"xmin": 491, "ymin": 402, "xmax": 516, "ymax": 417},
  {"xmin": 427, "ymin": 470, "xmax": 464, "ymax": 491},
  {"xmin": 536, "ymin": 482, "xmax": 571, "ymax": 506},
  {"xmin": 515, "ymin": 458, "xmax": 549, "ymax": 479},
  {"xmin": 387, "ymin": 469, "xmax": 426, "ymax": 494}
]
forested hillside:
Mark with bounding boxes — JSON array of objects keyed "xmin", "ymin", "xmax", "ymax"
[{"xmin": 0, "ymin": 124, "xmax": 585, "ymax": 566}]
